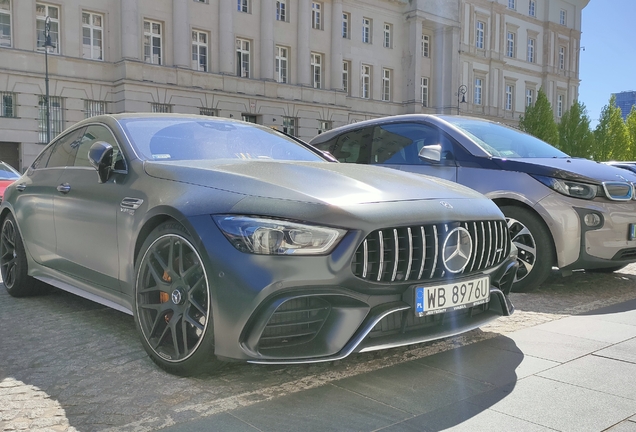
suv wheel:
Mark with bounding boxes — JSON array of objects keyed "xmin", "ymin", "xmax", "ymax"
[{"xmin": 500, "ymin": 206, "xmax": 554, "ymax": 292}]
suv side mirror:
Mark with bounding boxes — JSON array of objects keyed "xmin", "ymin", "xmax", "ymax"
[
  {"xmin": 418, "ymin": 144, "xmax": 442, "ymax": 163},
  {"xmin": 88, "ymin": 141, "xmax": 114, "ymax": 183}
]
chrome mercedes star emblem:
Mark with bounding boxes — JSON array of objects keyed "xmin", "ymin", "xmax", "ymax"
[
  {"xmin": 171, "ymin": 289, "xmax": 183, "ymax": 305},
  {"xmin": 440, "ymin": 201, "xmax": 453, "ymax": 209},
  {"xmin": 442, "ymin": 227, "xmax": 473, "ymax": 273}
]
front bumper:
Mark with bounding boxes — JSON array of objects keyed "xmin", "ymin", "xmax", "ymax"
[{"xmin": 534, "ymin": 193, "xmax": 636, "ymax": 270}]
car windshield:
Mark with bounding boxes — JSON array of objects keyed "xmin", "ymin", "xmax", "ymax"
[
  {"xmin": 442, "ymin": 117, "xmax": 569, "ymax": 158},
  {"xmin": 119, "ymin": 118, "xmax": 325, "ymax": 162},
  {"xmin": 0, "ymin": 162, "xmax": 20, "ymax": 180}
]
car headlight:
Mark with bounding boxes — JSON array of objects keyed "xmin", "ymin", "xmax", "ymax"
[
  {"xmin": 531, "ymin": 175, "xmax": 598, "ymax": 200},
  {"xmin": 213, "ymin": 215, "xmax": 347, "ymax": 255}
]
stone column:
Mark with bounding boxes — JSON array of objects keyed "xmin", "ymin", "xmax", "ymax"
[
  {"xmin": 173, "ymin": 0, "xmax": 190, "ymax": 68},
  {"xmin": 297, "ymin": 0, "xmax": 310, "ymax": 86},
  {"xmin": 219, "ymin": 0, "xmax": 234, "ymax": 74},
  {"xmin": 260, "ymin": 0, "xmax": 275, "ymax": 80},
  {"xmin": 121, "ymin": 0, "xmax": 139, "ymax": 60},
  {"xmin": 330, "ymin": 0, "xmax": 343, "ymax": 90}
]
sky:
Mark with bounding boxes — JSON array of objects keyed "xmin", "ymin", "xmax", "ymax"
[{"xmin": 579, "ymin": 0, "xmax": 636, "ymax": 127}]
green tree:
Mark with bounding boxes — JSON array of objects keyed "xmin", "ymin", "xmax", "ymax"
[
  {"xmin": 626, "ymin": 106, "xmax": 636, "ymax": 160},
  {"xmin": 593, "ymin": 95, "xmax": 629, "ymax": 161},
  {"xmin": 557, "ymin": 100, "xmax": 595, "ymax": 158},
  {"xmin": 518, "ymin": 88, "xmax": 559, "ymax": 145}
]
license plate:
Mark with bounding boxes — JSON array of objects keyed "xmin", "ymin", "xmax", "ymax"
[
  {"xmin": 415, "ymin": 275, "xmax": 490, "ymax": 317},
  {"xmin": 630, "ymin": 224, "xmax": 636, "ymax": 241}
]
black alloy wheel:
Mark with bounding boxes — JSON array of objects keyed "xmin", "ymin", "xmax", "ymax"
[
  {"xmin": 501, "ymin": 206, "xmax": 555, "ymax": 292},
  {"xmin": 1, "ymin": 214, "xmax": 49, "ymax": 297},
  {"xmin": 135, "ymin": 222, "xmax": 219, "ymax": 375}
]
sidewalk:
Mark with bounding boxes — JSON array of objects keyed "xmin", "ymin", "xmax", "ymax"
[{"xmin": 163, "ymin": 299, "xmax": 636, "ymax": 432}]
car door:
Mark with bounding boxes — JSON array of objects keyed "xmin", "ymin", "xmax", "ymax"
[
  {"xmin": 370, "ymin": 122, "xmax": 459, "ymax": 182},
  {"xmin": 12, "ymin": 128, "xmax": 85, "ymax": 266},
  {"xmin": 53, "ymin": 124, "xmax": 128, "ymax": 291}
]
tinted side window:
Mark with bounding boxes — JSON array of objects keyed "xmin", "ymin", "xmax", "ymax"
[
  {"xmin": 74, "ymin": 124, "xmax": 126, "ymax": 170},
  {"xmin": 371, "ymin": 123, "xmax": 456, "ymax": 165},
  {"xmin": 46, "ymin": 128, "xmax": 86, "ymax": 168},
  {"xmin": 316, "ymin": 127, "xmax": 373, "ymax": 164},
  {"xmin": 31, "ymin": 145, "xmax": 54, "ymax": 170}
]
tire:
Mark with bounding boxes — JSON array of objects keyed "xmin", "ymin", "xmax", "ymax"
[
  {"xmin": 500, "ymin": 206, "xmax": 555, "ymax": 293},
  {"xmin": 1, "ymin": 213, "xmax": 50, "ymax": 297},
  {"xmin": 586, "ymin": 265, "xmax": 627, "ymax": 274},
  {"xmin": 134, "ymin": 221, "xmax": 222, "ymax": 376}
]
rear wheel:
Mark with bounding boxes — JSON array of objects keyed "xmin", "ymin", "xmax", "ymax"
[
  {"xmin": 501, "ymin": 206, "xmax": 555, "ymax": 292},
  {"xmin": 1, "ymin": 214, "xmax": 49, "ymax": 297},
  {"xmin": 134, "ymin": 221, "xmax": 222, "ymax": 375}
]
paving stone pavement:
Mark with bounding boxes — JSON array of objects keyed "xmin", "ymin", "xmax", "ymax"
[{"xmin": 1, "ymin": 266, "xmax": 636, "ymax": 432}]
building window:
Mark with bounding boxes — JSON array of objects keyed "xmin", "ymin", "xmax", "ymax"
[
  {"xmin": 421, "ymin": 77, "xmax": 429, "ymax": 107},
  {"xmin": 236, "ymin": 38, "xmax": 250, "ymax": 78},
  {"xmin": 342, "ymin": 60, "xmax": 350, "ymax": 95},
  {"xmin": 38, "ymin": 95, "xmax": 63, "ymax": 143},
  {"xmin": 242, "ymin": 114, "xmax": 257, "ymax": 123},
  {"xmin": 557, "ymin": 94, "xmax": 563, "ymax": 117},
  {"xmin": 1, "ymin": 0, "xmax": 12, "ymax": 47},
  {"xmin": 476, "ymin": 21, "xmax": 484, "ymax": 49},
  {"xmin": 199, "ymin": 107, "xmax": 216, "ymax": 116},
  {"xmin": 151, "ymin": 103, "xmax": 171, "ymax": 113},
  {"xmin": 84, "ymin": 100, "xmax": 106, "ymax": 118},
  {"xmin": 527, "ymin": 38, "xmax": 535, "ymax": 63},
  {"xmin": 143, "ymin": 20, "xmax": 162, "ymax": 64},
  {"xmin": 311, "ymin": 52, "xmax": 322, "ymax": 89},
  {"xmin": 361, "ymin": 64, "xmax": 371, "ymax": 99},
  {"xmin": 194, "ymin": 0, "xmax": 207, "ymax": 3},
  {"xmin": 312, "ymin": 2, "xmax": 322, "ymax": 30},
  {"xmin": 36, "ymin": 3, "xmax": 60, "ymax": 54},
  {"xmin": 559, "ymin": 46, "xmax": 566, "ymax": 70},
  {"xmin": 474, "ymin": 78, "xmax": 483, "ymax": 105},
  {"xmin": 383, "ymin": 23, "xmax": 392, "ymax": 48},
  {"xmin": 382, "ymin": 68, "xmax": 391, "ymax": 102},
  {"xmin": 506, "ymin": 32, "xmax": 515, "ymax": 58},
  {"xmin": 508, "ymin": 0, "xmax": 516, "ymax": 9},
  {"xmin": 560, "ymin": 9, "xmax": 566, "ymax": 26},
  {"xmin": 362, "ymin": 18, "xmax": 371, "ymax": 43},
  {"xmin": 318, "ymin": 120, "xmax": 332, "ymax": 134},
  {"xmin": 505, "ymin": 85, "xmax": 514, "ymax": 111},
  {"xmin": 529, "ymin": 0, "xmax": 536, "ymax": 17},
  {"xmin": 283, "ymin": 116, "xmax": 296, "ymax": 135},
  {"xmin": 276, "ymin": 1, "xmax": 286, "ymax": 22},
  {"xmin": 275, "ymin": 45, "xmax": 288, "ymax": 83},
  {"xmin": 526, "ymin": 89, "xmax": 534, "ymax": 107},
  {"xmin": 82, "ymin": 12, "xmax": 103, "ymax": 60},
  {"xmin": 342, "ymin": 12, "xmax": 349, "ymax": 38},
  {"xmin": 421, "ymin": 34, "xmax": 430, "ymax": 58},
  {"xmin": 1, "ymin": 92, "xmax": 16, "ymax": 118},
  {"xmin": 237, "ymin": 0, "xmax": 249, "ymax": 13},
  {"xmin": 191, "ymin": 30, "xmax": 208, "ymax": 71}
]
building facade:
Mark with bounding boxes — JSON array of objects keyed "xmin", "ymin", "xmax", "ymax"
[
  {"xmin": 613, "ymin": 91, "xmax": 636, "ymax": 120},
  {"xmin": 0, "ymin": 0, "xmax": 589, "ymax": 171}
]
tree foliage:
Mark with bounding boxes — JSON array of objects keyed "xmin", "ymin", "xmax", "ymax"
[
  {"xmin": 518, "ymin": 88, "xmax": 559, "ymax": 146},
  {"xmin": 556, "ymin": 100, "xmax": 595, "ymax": 158},
  {"xmin": 593, "ymin": 95, "xmax": 630, "ymax": 161},
  {"xmin": 626, "ymin": 106, "xmax": 636, "ymax": 161}
]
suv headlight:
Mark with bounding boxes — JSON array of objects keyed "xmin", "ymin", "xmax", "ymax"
[
  {"xmin": 531, "ymin": 175, "xmax": 598, "ymax": 200},
  {"xmin": 213, "ymin": 215, "xmax": 347, "ymax": 255}
]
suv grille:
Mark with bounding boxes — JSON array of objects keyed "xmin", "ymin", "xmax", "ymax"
[{"xmin": 352, "ymin": 220, "xmax": 510, "ymax": 283}]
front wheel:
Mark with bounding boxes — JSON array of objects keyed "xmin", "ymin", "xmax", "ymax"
[
  {"xmin": 134, "ymin": 221, "xmax": 221, "ymax": 375},
  {"xmin": 500, "ymin": 206, "xmax": 555, "ymax": 292}
]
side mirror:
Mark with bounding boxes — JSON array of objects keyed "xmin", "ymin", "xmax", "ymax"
[
  {"xmin": 418, "ymin": 144, "xmax": 442, "ymax": 163},
  {"xmin": 88, "ymin": 141, "xmax": 114, "ymax": 183}
]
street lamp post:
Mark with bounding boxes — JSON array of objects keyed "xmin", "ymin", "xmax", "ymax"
[
  {"xmin": 44, "ymin": 16, "xmax": 53, "ymax": 144},
  {"xmin": 457, "ymin": 85, "xmax": 467, "ymax": 115}
]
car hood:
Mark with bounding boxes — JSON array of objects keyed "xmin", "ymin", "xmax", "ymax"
[
  {"xmin": 493, "ymin": 157, "xmax": 636, "ymax": 183},
  {"xmin": 144, "ymin": 160, "xmax": 485, "ymax": 205}
]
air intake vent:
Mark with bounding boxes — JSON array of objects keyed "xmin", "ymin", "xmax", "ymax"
[
  {"xmin": 258, "ymin": 297, "xmax": 331, "ymax": 350},
  {"xmin": 352, "ymin": 220, "xmax": 509, "ymax": 283},
  {"xmin": 603, "ymin": 181, "xmax": 634, "ymax": 201}
]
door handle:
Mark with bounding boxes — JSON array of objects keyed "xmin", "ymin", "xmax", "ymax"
[
  {"xmin": 15, "ymin": 183, "xmax": 26, "ymax": 192},
  {"xmin": 57, "ymin": 183, "xmax": 71, "ymax": 194}
]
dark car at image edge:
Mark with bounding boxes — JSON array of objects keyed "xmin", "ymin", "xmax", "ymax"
[{"xmin": 0, "ymin": 114, "xmax": 516, "ymax": 375}]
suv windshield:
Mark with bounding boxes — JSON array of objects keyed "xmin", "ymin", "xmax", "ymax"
[{"xmin": 442, "ymin": 117, "xmax": 569, "ymax": 158}]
